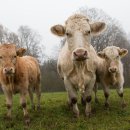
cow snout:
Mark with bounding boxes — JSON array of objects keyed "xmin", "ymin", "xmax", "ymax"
[
  {"xmin": 73, "ymin": 49, "xmax": 88, "ymax": 61},
  {"xmin": 109, "ymin": 67, "xmax": 117, "ymax": 73},
  {"xmin": 3, "ymin": 67, "xmax": 15, "ymax": 74}
]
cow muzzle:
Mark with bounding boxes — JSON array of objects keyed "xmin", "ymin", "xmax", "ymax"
[
  {"xmin": 3, "ymin": 67, "xmax": 15, "ymax": 75},
  {"xmin": 73, "ymin": 48, "xmax": 88, "ymax": 61},
  {"xmin": 108, "ymin": 67, "xmax": 117, "ymax": 73}
]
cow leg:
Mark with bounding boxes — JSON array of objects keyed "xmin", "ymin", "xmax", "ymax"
[
  {"xmin": 2, "ymin": 87, "xmax": 13, "ymax": 120},
  {"xmin": 20, "ymin": 91, "xmax": 30, "ymax": 125},
  {"xmin": 35, "ymin": 84, "xmax": 41, "ymax": 110},
  {"xmin": 5, "ymin": 92, "xmax": 13, "ymax": 119},
  {"xmin": 116, "ymin": 83, "xmax": 126, "ymax": 109},
  {"xmin": 93, "ymin": 82, "xmax": 99, "ymax": 103},
  {"xmin": 84, "ymin": 78, "xmax": 95, "ymax": 117},
  {"xmin": 28, "ymin": 87, "xmax": 35, "ymax": 110},
  {"xmin": 103, "ymin": 84, "xmax": 110, "ymax": 108},
  {"xmin": 64, "ymin": 79, "xmax": 79, "ymax": 118}
]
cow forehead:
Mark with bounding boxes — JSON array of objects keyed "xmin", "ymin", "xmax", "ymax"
[
  {"xmin": 104, "ymin": 47, "xmax": 119, "ymax": 58},
  {"xmin": 0, "ymin": 44, "xmax": 16, "ymax": 56},
  {"xmin": 65, "ymin": 14, "xmax": 90, "ymax": 31}
]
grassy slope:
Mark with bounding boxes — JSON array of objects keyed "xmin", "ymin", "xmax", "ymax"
[{"xmin": 0, "ymin": 89, "xmax": 130, "ymax": 130}]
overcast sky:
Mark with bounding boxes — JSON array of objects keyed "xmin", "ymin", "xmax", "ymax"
[{"xmin": 0, "ymin": 0, "xmax": 130, "ymax": 56}]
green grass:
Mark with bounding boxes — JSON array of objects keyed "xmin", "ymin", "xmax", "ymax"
[{"xmin": 0, "ymin": 89, "xmax": 130, "ymax": 130}]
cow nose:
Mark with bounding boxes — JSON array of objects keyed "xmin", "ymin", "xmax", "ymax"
[
  {"xmin": 3, "ymin": 67, "xmax": 14, "ymax": 74},
  {"xmin": 73, "ymin": 49, "xmax": 88, "ymax": 61},
  {"xmin": 109, "ymin": 67, "xmax": 117, "ymax": 73}
]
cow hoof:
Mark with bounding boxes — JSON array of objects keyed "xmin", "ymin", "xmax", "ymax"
[
  {"xmin": 31, "ymin": 105, "xmax": 35, "ymax": 110},
  {"xmin": 81, "ymin": 97, "xmax": 86, "ymax": 106},
  {"xmin": 37, "ymin": 105, "xmax": 41, "ymax": 111},
  {"xmin": 24, "ymin": 115, "xmax": 30, "ymax": 126},
  {"xmin": 67, "ymin": 101, "xmax": 72, "ymax": 109},
  {"xmin": 104, "ymin": 102, "xmax": 109, "ymax": 108},
  {"xmin": 122, "ymin": 103, "xmax": 127, "ymax": 109},
  {"xmin": 74, "ymin": 112, "xmax": 79, "ymax": 118},
  {"xmin": 95, "ymin": 98, "xmax": 100, "ymax": 104},
  {"xmin": 4, "ymin": 115, "xmax": 12, "ymax": 121}
]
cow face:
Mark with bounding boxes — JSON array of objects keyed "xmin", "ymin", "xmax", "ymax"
[
  {"xmin": 98, "ymin": 46, "xmax": 128, "ymax": 73},
  {"xmin": 51, "ymin": 14, "xmax": 106, "ymax": 62},
  {"xmin": 0, "ymin": 44, "xmax": 26, "ymax": 75}
]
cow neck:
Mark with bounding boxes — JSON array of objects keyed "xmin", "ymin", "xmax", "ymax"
[
  {"xmin": 73, "ymin": 61, "xmax": 86, "ymax": 92},
  {"xmin": 110, "ymin": 72, "xmax": 118, "ymax": 86},
  {"xmin": 7, "ymin": 75, "xmax": 14, "ymax": 92},
  {"xmin": 73, "ymin": 61, "xmax": 86, "ymax": 68}
]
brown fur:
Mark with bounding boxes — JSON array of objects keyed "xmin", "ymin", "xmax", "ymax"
[{"xmin": 0, "ymin": 43, "xmax": 41, "ymax": 123}]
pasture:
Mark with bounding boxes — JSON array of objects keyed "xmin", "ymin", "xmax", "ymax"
[{"xmin": 0, "ymin": 89, "xmax": 130, "ymax": 130}]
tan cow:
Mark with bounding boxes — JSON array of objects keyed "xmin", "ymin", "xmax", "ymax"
[
  {"xmin": 50, "ymin": 14, "xmax": 106, "ymax": 117},
  {"xmin": 95, "ymin": 46, "xmax": 128, "ymax": 108},
  {"xmin": 0, "ymin": 44, "xmax": 41, "ymax": 124}
]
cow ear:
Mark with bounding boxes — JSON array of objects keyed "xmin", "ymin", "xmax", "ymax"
[
  {"xmin": 90, "ymin": 22, "xmax": 106, "ymax": 35},
  {"xmin": 119, "ymin": 48, "xmax": 128, "ymax": 58},
  {"xmin": 16, "ymin": 48, "xmax": 26, "ymax": 57},
  {"xmin": 98, "ymin": 51, "xmax": 105, "ymax": 58},
  {"xmin": 51, "ymin": 24, "xmax": 65, "ymax": 37}
]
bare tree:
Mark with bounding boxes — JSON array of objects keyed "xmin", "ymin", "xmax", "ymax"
[
  {"xmin": 0, "ymin": 25, "xmax": 9, "ymax": 44},
  {"xmin": 7, "ymin": 32, "xmax": 20, "ymax": 46},
  {"xmin": 18, "ymin": 25, "xmax": 43, "ymax": 59}
]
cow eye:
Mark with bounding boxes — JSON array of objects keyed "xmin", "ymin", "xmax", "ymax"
[
  {"xmin": 84, "ymin": 30, "xmax": 90, "ymax": 35},
  {"xmin": 88, "ymin": 31, "xmax": 90, "ymax": 34},
  {"xmin": 104, "ymin": 55, "xmax": 108, "ymax": 59},
  {"xmin": 65, "ymin": 31, "xmax": 72, "ymax": 37},
  {"xmin": 13, "ymin": 55, "xmax": 17, "ymax": 59},
  {"xmin": 116, "ymin": 56, "xmax": 119, "ymax": 59},
  {"xmin": 0, "ymin": 56, "xmax": 2, "ymax": 59}
]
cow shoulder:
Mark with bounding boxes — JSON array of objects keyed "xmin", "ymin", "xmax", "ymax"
[{"xmin": 58, "ymin": 45, "xmax": 74, "ymax": 77}]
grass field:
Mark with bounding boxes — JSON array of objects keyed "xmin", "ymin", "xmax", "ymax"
[{"xmin": 0, "ymin": 89, "xmax": 130, "ymax": 130}]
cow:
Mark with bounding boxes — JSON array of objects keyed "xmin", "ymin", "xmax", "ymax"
[
  {"xmin": 50, "ymin": 14, "xmax": 106, "ymax": 117},
  {"xmin": 0, "ymin": 43, "xmax": 41, "ymax": 125},
  {"xmin": 94, "ymin": 46, "xmax": 128, "ymax": 108}
]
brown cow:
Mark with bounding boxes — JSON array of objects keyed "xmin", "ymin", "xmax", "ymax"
[
  {"xmin": 50, "ymin": 14, "xmax": 106, "ymax": 117},
  {"xmin": 94, "ymin": 46, "xmax": 128, "ymax": 108},
  {"xmin": 0, "ymin": 43, "xmax": 41, "ymax": 124}
]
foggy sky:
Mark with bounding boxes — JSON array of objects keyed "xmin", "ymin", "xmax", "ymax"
[{"xmin": 0, "ymin": 0, "xmax": 129, "ymax": 56}]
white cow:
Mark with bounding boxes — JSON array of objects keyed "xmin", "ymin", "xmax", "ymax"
[
  {"xmin": 51, "ymin": 14, "xmax": 106, "ymax": 117},
  {"xmin": 95, "ymin": 46, "xmax": 128, "ymax": 108}
]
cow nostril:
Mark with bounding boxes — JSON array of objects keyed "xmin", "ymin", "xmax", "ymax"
[
  {"xmin": 74, "ymin": 52, "xmax": 77, "ymax": 56},
  {"xmin": 74, "ymin": 50, "xmax": 87, "ymax": 57},
  {"xmin": 4, "ymin": 68, "xmax": 7, "ymax": 72},
  {"xmin": 3, "ymin": 67, "xmax": 14, "ymax": 74},
  {"xmin": 84, "ymin": 51, "xmax": 87, "ymax": 56},
  {"xmin": 114, "ymin": 68, "xmax": 117, "ymax": 71},
  {"xmin": 109, "ymin": 67, "xmax": 117, "ymax": 73}
]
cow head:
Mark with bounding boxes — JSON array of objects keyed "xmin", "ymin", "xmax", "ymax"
[
  {"xmin": 51, "ymin": 14, "xmax": 106, "ymax": 62},
  {"xmin": 0, "ymin": 44, "xmax": 26, "ymax": 75},
  {"xmin": 98, "ymin": 46, "xmax": 128, "ymax": 73}
]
